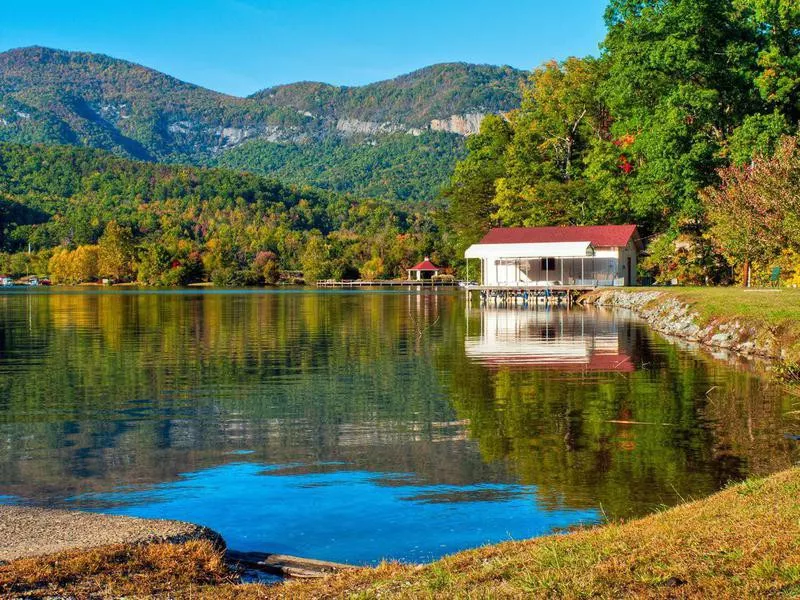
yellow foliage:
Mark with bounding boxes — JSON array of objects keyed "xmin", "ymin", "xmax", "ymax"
[
  {"xmin": 48, "ymin": 245, "xmax": 100, "ymax": 284},
  {"xmin": 780, "ymin": 249, "xmax": 800, "ymax": 288}
]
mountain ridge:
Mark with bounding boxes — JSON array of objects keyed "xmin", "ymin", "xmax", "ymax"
[{"xmin": 0, "ymin": 46, "xmax": 527, "ymax": 201}]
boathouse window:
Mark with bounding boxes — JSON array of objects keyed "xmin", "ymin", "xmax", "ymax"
[{"xmin": 540, "ymin": 257, "xmax": 556, "ymax": 271}]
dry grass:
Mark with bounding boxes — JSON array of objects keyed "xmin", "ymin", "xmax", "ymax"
[
  {"xmin": 0, "ymin": 539, "xmax": 251, "ymax": 598},
  {"xmin": 3, "ymin": 468, "xmax": 800, "ymax": 598},
  {"xmin": 276, "ymin": 467, "xmax": 800, "ymax": 599}
]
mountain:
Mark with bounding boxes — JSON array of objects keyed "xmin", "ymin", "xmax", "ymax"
[
  {"xmin": 251, "ymin": 62, "xmax": 524, "ymax": 133},
  {"xmin": 0, "ymin": 47, "xmax": 526, "ymax": 201}
]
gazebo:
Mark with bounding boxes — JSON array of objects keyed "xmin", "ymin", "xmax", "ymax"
[{"xmin": 408, "ymin": 257, "xmax": 441, "ymax": 281}]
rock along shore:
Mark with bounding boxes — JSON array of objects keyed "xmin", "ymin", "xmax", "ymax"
[
  {"xmin": 580, "ymin": 289, "xmax": 783, "ymax": 361},
  {"xmin": 0, "ymin": 505, "xmax": 224, "ymax": 562}
]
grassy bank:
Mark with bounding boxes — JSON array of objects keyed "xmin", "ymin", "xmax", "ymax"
[
  {"xmin": 3, "ymin": 468, "xmax": 800, "ymax": 598},
  {"xmin": 653, "ymin": 287, "xmax": 800, "ymax": 328}
]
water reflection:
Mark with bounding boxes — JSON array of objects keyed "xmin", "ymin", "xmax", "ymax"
[
  {"xmin": 466, "ymin": 308, "xmax": 635, "ymax": 372},
  {"xmin": 452, "ymin": 304, "xmax": 799, "ymax": 518},
  {"xmin": 68, "ymin": 462, "xmax": 598, "ymax": 565},
  {"xmin": 0, "ymin": 289, "xmax": 797, "ymax": 564}
]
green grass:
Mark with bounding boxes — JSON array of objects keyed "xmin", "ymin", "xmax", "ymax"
[{"xmin": 655, "ymin": 287, "xmax": 800, "ymax": 326}]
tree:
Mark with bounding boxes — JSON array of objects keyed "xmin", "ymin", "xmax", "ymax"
[
  {"xmin": 741, "ymin": 0, "xmax": 800, "ymax": 122},
  {"xmin": 98, "ymin": 221, "xmax": 135, "ymax": 281},
  {"xmin": 601, "ymin": 0, "xmax": 761, "ymax": 230},
  {"xmin": 137, "ymin": 243, "xmax": 171, "ymax": 285},
  {"xmin": 48, "ymin": 245, "xmax": 99, "ymax": 284},
  {"xmin": 444, "ymin": 115, "xmax": 513, "ymax": 250},
  {"xmin": 702, "ymin": 136, "xmax": 800, "ymax": 285},
  {"xmin": 493, "ymin": 57, "xmax": 610, "ymax": 227},
  {"xmin": 253, "ymin": 250, "xmax": 281, "ymax": 284},
  {"xmin": 360, "ymin": 256, "xmax": 385, "ymax": 280},
  {"xmin": 300, "ymin": 234, "xmax": 330, "ymax": 283}
]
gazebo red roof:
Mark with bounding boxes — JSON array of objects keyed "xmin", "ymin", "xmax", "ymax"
[
  {"xmin": 478, "ymin": 225, "xmax": 640, "ymax": 248},
  {"xmin": 409, "ymin": 258, "xmax": 440, "ymax": 271}
]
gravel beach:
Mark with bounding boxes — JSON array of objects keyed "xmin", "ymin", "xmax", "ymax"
[{"xmin": 0, "ymin": 505, "xmax": 223, "ymax": 562}]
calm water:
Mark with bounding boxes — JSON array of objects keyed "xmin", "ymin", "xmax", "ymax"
[{"xmin": 0, "ymin": 289, "xmax": 798, "ymax": 565}]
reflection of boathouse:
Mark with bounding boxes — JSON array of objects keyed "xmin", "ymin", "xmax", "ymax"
[{"xmin": 465, "ymin": 309, "xmax": 635, "ymax": 372}]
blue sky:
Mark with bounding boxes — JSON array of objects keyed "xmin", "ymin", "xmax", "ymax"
[{"xmin": 1, "ymin": 0, "xmax": 607, "ymax": 96}]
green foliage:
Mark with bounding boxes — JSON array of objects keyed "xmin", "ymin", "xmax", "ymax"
[
  {"xmin": 98, "ymin": 221, "xmax": 135, "ymax": 281},
  {"xmin": 601, "ymin": 0, "xmax": 761, "ymax": 228},
  {"xmin": 0, "ymin": 48, "xmax": 524, "ymax": 203},
  {"xmin": 300, "ymin": 234, "xmax": 331, "ymax": 283},
  {"xmin": 213, "ymin": 132, "xmax": 466, "ymax": 203},
  {"xmin": 444, "ymin": 115, "xmax": 513, "ymax": 253},
  {"xmin": 728, "ymin": 112, "xmax": 791, "ymax": 165},
  {"xmin": 741, "ymin": 0, "xmax": 800, "ymax": 120},
  {"xmin": 0, "ymin": 143, "xmax": 445, "ymax": 283}
]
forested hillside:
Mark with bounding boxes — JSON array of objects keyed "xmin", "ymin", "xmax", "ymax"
[
  {"xmin": 447, "ymin": 0, "xmax": 800, "ymax": 285},
  {"xmin": 0, "ymin": 47, "xmax": 524, "ymax": 202},
  {"xmin": 251, "ymin": 63, "xmax": 524, "ymax": 127},
  {"xmin": 0, "ymin": 143, "xmax": 445, "ymax": 284},
  {"xmin": 215, "ymin": 132, "xmax": 465, "ymax": 202}
]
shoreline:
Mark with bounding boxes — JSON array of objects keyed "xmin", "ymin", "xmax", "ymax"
[
  {"xmin": 580, "ymin": 288, "xmax": 800, "ymax": 369},
  {"xmin": 2, "ymin": 288, "xmax": 799, "ymax": 596},
  {"xmin": 0, "ymin": 505, "xmax": 224, "ymax": 563},
  {"xmin": 4, "ymin": 468, "xmax": 799, "ymax": 597}
]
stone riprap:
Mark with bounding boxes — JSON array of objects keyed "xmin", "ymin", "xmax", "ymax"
[{"xmin": 582, "ymin": 289, "xmax": 781, "ymax": 360}]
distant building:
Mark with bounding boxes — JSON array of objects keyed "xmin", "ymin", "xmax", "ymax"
[
  {"xmin": 407, "ymin": 257, "xmax": 441, "ymax": 281},
  {"xmin": 465, "ymin": 225, "xmax": 643, "ymax": 287}
]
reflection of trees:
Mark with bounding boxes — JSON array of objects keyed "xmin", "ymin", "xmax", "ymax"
[
  {"xmin": 1, "ymin": 291, "xmax": 510, "ymax": 500},
  {"xmin": 439, "ymin": 307, "xmax": 798, "ymax": 519},
  {"xmin": 0, "ymin": 293, "xmax": 796, "ymax": 518}
]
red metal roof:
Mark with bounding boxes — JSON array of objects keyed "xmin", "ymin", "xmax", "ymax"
[
  {"xmin": 478, "ymin": 225, "xmax": 639, "ymax": 248},
  {"xmin": 409, "ymin": 259, "xmax": 440, "ymax": 271}
]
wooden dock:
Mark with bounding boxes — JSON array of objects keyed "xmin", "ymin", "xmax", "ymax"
[
  {"xmin": 464, "ymin": 284, "xmax": 603, "ymax": 307},
  {"xmin": 316, "ymin": 279, "xmax": 460, "ymax": 288}
]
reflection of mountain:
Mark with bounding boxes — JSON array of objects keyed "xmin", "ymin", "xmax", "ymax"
[{"xmin": 465, "ymin": 309, "xmax": 634, "ymax": 372}]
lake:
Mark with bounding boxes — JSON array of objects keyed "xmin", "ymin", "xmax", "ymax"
[{"xmin": 0, "ymin": 289, "xmax": 797, "ymax": 565}]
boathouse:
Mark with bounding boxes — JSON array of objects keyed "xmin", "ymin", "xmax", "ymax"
[
  {"xmin": 407, "ymin": 257, "xmax": 441, "ymax": 281},
  {"xmin": 464, "ymin": 225, "xmax": 642, "ymax": 287}
]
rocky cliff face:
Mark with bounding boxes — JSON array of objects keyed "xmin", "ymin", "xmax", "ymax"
[
  {"xmin": 429, "ymin": 113, "xmax": 486, "ymax": 136},
  {"xmin": 335, "ymin": 113, "xmax": 487, "ymax": 138}
]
